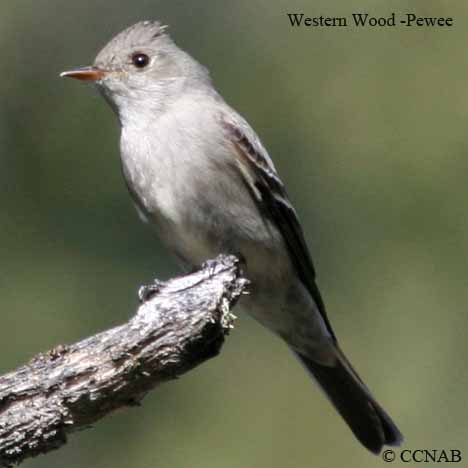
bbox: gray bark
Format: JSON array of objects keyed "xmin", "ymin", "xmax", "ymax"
[{"xmin": 0, "ymin": 255, "xmax": 247, "ymax": 467}]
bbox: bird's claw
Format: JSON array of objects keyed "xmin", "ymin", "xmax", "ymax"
[
  {"xmin": 201, "ymin": 258, "xmax": 219, "ymax": 278},
  {"xmin": 138, "ymin": 279, "xmax": 165, "ymax": 303}
]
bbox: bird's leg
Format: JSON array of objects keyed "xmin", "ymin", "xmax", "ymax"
[
  {"xmin": 138, "ymin": 279, "xmax": 166, "ymax": 303},
  {"xmin": 201, "ymin": 258, "xmax": 220, "ymax": 277}
]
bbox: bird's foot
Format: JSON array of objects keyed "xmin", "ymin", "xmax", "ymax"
[
  {"xmin": 201, "ymin": 258, "xmax": 219, "ymax": 278},
  {"xmin": 138, "ymin": 279, "xmax": 165, "ymax": 303}
]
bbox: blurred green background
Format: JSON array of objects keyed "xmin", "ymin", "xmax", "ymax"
[{"xmin": 1, "ymin": 0, "xmax": 467, "ymax": 466}]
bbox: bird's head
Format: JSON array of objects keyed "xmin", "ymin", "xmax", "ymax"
[{"xmin": 61, "ymin": 20, "xmax": 210, "ymax": 122}]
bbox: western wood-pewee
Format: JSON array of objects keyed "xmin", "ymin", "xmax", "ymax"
[{"xmin": 61, "ymin": 20, "xmax": 403, "ymax": 454}]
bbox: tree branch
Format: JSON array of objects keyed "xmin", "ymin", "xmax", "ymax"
[{"xmin": 0, "ymin": 255, "xmax": 247, "ymax": 467}]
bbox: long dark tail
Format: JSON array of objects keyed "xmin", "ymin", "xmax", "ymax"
[{"xmin": 296, "ymin": 345, "xmax": 403, "ymax": 454}]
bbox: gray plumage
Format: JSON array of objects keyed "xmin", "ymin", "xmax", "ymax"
[{"xmin": 61, "ymin": 20, "xmax": 403, "ymax": 454}]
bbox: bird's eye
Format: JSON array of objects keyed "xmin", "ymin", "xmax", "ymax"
[{"xmin": 131, "ymin": 53, "xmax": 150, "ymax": 69}]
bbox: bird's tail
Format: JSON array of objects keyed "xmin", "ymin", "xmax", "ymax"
[{"xmin": 295, "ymin": 344, "xmax": 403, "ymax": 454}]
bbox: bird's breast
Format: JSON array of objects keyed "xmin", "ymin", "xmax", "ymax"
[{"xmin": 119, "ymin": 108, "xmax": 289, "ymax": 278}]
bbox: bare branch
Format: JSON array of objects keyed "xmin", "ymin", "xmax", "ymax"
[{"xmin": 0, "ymin": 255, "xmax": 247, "ymax": 467}]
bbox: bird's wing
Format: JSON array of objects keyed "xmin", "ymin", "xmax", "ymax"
[{"xmin": 221, "ymin": 115, "xmax": 336, "ymax": 341}]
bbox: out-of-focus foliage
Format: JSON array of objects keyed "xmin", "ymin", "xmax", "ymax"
[{"xmin": 1, "ymin": 1, "xmax": 466, "ymax": 467}]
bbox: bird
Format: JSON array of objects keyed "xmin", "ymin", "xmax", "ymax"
[{"xmin": 61, "ymin": 20, "xmax": 403, "ymax": 454}]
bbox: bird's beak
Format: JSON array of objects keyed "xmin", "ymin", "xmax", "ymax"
[{"xmin": 60, "ymin": 66, "xmax": 107, "ymax": 82}]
